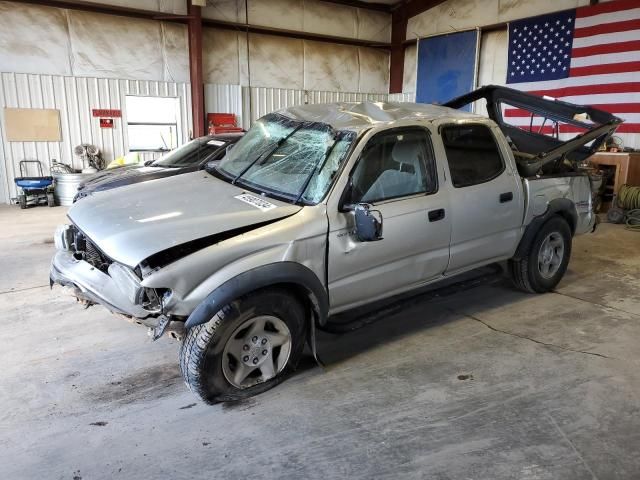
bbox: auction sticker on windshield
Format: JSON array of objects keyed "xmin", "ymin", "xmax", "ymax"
[{"xmin": 234, "ymin": 193, "xmax": 277, "ymax": 211}]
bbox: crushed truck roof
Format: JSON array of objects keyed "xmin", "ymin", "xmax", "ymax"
[
  {"xmin": 276, "ymin": 86, "xmax": 622, "ymax": 177},
  {"xmin": 278, "ymin": 101, "xmax": 483, "ymax": 131}
]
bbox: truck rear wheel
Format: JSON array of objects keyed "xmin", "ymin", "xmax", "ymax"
[
  {"xmin": 509, "ymin": 216, "xmax": 572, "ymax": 293},
  {"xmin": 179, "ymin": 288, "xmax": 307, "ymax": 403}
]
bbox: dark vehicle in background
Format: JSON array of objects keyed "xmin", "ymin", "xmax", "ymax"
[{"xmin": 73, "ymin": 133, "xmax": 243, "ymax": 202}]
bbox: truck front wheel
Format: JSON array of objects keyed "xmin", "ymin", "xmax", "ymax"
[
  {"xmin": 509, "ymin": 216, "xmax": 572, "ymax": 293},
  {"xmin": 179, "ymin": 288, "xmax": 307, "ymax": 403}
]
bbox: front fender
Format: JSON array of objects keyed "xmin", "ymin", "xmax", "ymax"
[{"xmin": 184, "ymin": 262, "xmax": 328, "ymax": 329}]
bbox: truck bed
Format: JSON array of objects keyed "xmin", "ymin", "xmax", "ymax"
[{"xmin": 443, "ymin": 86, "xmax": 623, "ymax": 178}]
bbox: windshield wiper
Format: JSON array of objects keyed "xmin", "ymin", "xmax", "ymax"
[
  {"xmin": 294, "ymin": 130, "xmax": 339, "ymax": 204},
  {"xmin": 231, "ymin": 124, "xmax": 305, "ymax": 185}
]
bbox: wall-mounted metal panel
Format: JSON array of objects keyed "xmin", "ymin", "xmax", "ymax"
[
  {"xmin": 240, "ymin": 86, "xmax": 388, "ymax": 127},
  {"xmin": 388, "ymin": 93, "xmax": 415, "ymax": 102},
  {"xmin": 0, "ymin": 72, "xmax": 191, "ymax": 203},
  {"xmin": 205, "ymin": 83, "xmax": 244, "ymax": 127}
]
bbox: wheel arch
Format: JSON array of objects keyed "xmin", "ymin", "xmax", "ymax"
[
  {"xmin": 514, "ymin": 198, "xmax": 576, "ymax": 261},
  {"xmin": 184, "ymin": 262, "xmax": 329, "ymax": 330}
]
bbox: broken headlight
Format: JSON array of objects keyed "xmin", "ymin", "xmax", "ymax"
[
  {"xmin": 54, "ymin": 224, "xmax": 73, "ymax": 251},
  {"xmin": 108, "ymin": 262, "xmax": 171, "ymax": 313}
]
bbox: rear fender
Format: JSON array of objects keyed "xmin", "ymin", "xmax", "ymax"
[{"xmin": 513, "ymin": 198, "xmax": 577, "ymax": 260}]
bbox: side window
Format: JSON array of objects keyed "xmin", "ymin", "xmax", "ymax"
[
  {"xmin": 350, "ymin": 129, "xmax": 436, "ymax": 204},
  {"xmin": 441, "ymin": 124, "xmax": 504, "ymax": 188}
]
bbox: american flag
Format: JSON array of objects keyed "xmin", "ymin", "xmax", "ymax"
[{"xmin": 506, "ymin": 0, "xmax": 640, "ymax": 148}]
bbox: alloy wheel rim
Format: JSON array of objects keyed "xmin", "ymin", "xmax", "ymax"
[
  {"xmin": 222, "ymin": 315, "xmax": 292, "ymax": 389},
  {"xmin": 537, "ymin": 232, "xmax": 565, "ymax": 279}
]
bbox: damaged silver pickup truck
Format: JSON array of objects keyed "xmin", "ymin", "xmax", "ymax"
[{"xmin": 50, "ymin": 86, "xmax": 621, "ymax": 403}]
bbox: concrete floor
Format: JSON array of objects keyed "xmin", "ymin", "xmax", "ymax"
[{"xmin": 1, "ymin": 204, "xmax": 639, "ymax": 480}]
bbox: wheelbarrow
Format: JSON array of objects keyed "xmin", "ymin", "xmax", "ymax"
[{"xmin": 14, "ymin": 160, "xmax": 55, "ymax": 209}]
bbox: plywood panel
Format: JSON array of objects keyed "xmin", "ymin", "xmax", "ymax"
[
  {"xmin": 0, "ymin": 73, "xmax": 191, "ymax": 203},
  {"xmin": 4, "ymin": 108, "xmax": 61, "ymax": 142}
]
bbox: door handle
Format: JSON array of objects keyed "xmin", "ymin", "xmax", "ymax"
[
  {"xmin": 499, "ymin": 192, "xmax": 513, "ymax": 203},
  {"xmin": 428, "ymin": 208, "xmax": 445, "ymax": 222}
]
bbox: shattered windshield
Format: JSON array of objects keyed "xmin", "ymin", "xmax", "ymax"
[{"xmin": 217, "ymin": 113, "xmax": 356, "ymax": 203}]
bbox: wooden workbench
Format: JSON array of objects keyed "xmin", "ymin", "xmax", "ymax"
[{"xmin": 590, "ymin": 152, "xmax": 640, "ymax": 195}]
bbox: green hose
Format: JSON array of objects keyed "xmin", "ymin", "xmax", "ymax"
[{"xmin": 617, "ymin": 185, "xmax": 640, "ymax": 232}]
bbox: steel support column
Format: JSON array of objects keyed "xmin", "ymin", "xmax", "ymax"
[
  {"xmin": 389, "ymin": 0, "xmax": 448, "ymax": 94},
  {"xmin": 389, "ymin": 8, "xmax": 408, "ymax": 94},
  {"xmin": 187, "ymin": 0, "xmax": 205, "ymax": 138}
]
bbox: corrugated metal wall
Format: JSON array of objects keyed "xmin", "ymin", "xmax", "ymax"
[
  {"xmin": 388, "ymin": 92, "xmax": 415, "ymax": 103},
  {"xmin": 248, "ymin": 87, "xmax": 388, "ymax": 125},
  {"xmin": 204, "ymin": 83, "xmax": 243, "ymax": 127},
  {"xmin": 0, "ymin": 72, "xmax": 192, "ymax": 203},
  {"xmin": 0, "ymin": 76, "xmax": 413, "ymax": 204},
  {"xmin": 204, "ymin": 84, "xmax": 394, "ymax": 131}
]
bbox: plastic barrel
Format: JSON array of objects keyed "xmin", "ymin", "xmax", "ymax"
[{"xmin": 53, "ymin": 173, "xmax": 93, "ymax": 206}]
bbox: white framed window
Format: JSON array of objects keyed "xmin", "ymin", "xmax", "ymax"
[{"xmin": 125, "ymin": 96, "xmax": 179, "ymax": 152}]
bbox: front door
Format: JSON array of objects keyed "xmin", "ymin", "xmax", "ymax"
[
  {"xmin": 327, "ymin": 127, "xmax": 451, "ymax": 313},
  {"xmin": 439, "ymin": 123, "xmax": 524, "ymax": 273}
]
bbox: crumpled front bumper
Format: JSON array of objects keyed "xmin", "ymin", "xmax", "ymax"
[{"xmin": 50, "ymin": 249, "xmax": 149, "ymax": 318}]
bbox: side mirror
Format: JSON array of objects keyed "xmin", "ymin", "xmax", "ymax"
[{"xmin": 354, "ymin": 203, "xmax": 383, "ymax": 242}]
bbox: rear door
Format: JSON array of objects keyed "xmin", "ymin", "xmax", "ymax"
[
  {"xmin": 327, "ymin": 126, "xmax": 451, "ymax": 313},
  {"xmin": 439, "ymin": 123, "xmax": 524, "ymax": 273}
]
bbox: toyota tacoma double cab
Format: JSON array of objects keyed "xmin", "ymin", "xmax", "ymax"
[{"xmin": 50, "ymin": 86, "xmax": 621, "ymax": 403}]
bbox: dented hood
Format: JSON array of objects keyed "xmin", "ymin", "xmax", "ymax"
[{"xmin": 68, "ymin": 171, "xmax": 301, "ymax": 267}]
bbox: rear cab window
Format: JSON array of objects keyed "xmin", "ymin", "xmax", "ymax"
[{"xmin": 441, "ymin": 124, "xmax": 504, "ymax": 188}]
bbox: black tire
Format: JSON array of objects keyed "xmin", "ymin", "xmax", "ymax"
[
  {"xmin": 509, "ymin": 215, "xmax": 572, "ymax": 293},
  {"xmin": 47, "ymin": 193, "xmax": 55, "ymax": 207},
  {"xmin": 179, "ymin": 288, "xmax": 307, "ymax": 403},
  {"xmin": 18, "ymin": 194, "xmax": 27, "ymax": 209}
]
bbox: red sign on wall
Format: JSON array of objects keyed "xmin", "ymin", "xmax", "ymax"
[
  {"xmin": 92, "ymin": 109, "xmax": 121, "ymax": 117},
  {"xmin": 100, "ymin": 118, "xmax": 114, "ymax": 128}
]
